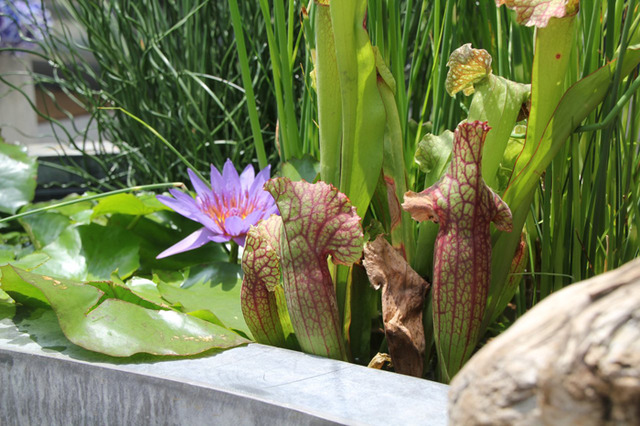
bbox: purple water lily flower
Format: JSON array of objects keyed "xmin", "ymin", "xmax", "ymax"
[
  {"xmin": 156, "ymin": 159, "xmax": 278, "ymax": 258},
  {"xmin": 0, "ymin": 1, "xmax": 49, "ymax": 50}
]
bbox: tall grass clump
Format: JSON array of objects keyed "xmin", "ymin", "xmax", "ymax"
[{"xmin": 0, "ymin": 0, "xmax": 283, "ymax": 187}]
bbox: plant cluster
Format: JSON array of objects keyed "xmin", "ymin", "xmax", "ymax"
[{"xmin": 0, "ymin": 0, "xmax": 639, "ymax": 383}]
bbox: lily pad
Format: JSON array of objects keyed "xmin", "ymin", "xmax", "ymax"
[
  {"xmin": 92, "ymin": 193, "xmax": 168, "ymax": 218},
  {"xmin": 157, "ymin": 262, "xmax": 251, "ymax": 337},
  {"xmin": 0, "ymin": 265, "xmax": 248, "ymax": 357},
  {"xmin": 78, "ymin": 223, "xmax": 140, "ymax": 280},
  {"xmin": 0, "ymin": 140, "xmax": 37, "ymax": 214}
]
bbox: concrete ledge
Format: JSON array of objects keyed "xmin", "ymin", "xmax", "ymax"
[{"xmin": 0, "ymin": 311, "xmax": 448, "ymax": 425}]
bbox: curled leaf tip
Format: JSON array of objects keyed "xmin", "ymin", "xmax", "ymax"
[
  {"xmin": 496, "ymin": 0, "xmax": 579, "ymax": 28},
  {"xmin": 446, "ymin": 44, "xmax": 492, "ymax": 97},
  {"xmin": 402, "ymin": 189, "xmax": 440, "ymax": 223}
]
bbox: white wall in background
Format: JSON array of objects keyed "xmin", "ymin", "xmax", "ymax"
[{"xmin": 0, "ymin": 55, "xmax": 38, "ymax": 146}]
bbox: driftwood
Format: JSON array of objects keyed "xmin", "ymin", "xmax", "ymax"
[{"xmin": 449, "ymin": 258, "xmax": 640, "ymax": 425}]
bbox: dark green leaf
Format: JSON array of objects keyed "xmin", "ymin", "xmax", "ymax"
[
  {"xmin": 78, "ymin": 223, "xmax": 140, "ymax": 280},
  {"xmin": 280, "ymin": 154, "xmax": 321, "ymax": 183},
  {"xmin": 19, "ymin": 213, "xmax": 71, "ymax": 249}
]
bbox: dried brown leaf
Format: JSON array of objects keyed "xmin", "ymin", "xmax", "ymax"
[{"xmin": 363, "ymin": 236, "xmax": 430, "ymax": 377}]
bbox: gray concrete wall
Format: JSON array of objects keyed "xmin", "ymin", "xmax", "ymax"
[{"xmin": 0, "ymin": 311, "xmax": 448, "ymax": 425}]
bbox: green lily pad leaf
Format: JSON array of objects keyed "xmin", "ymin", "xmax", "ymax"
[
  {"xmin": 157, "ymin": 262, "xmax": 251, "ymax": 338},
  {"xmin": 77, "ymin": 223, "xmax": 140, "ymax": 281},
  {"xmin": 0, "ymin": 264, "xmax": 49, "ymax": 307},
  {"xmin": 0, "ymin": 140, "xmax": 37, "ymax": 214},
  {"xmin": 1, "ymin": 266, "xmax": 248, "ymax": 357},
  {"xmin": 92, "ymin": 193, "xmax": 168, "ymax": 218},
  {"xmin": 446, "ymin": 44, "xmax": 492, "ymax": 96},
  {"xmin": 87, "ymin": 280, "xmax": 164, "ymax": 311},
  {"xmin": 6, "ymin": 252, "xmax": 50, "ymax": 270},
  {"xmin": 415, "ymin": 131, "xmax": 454, "ymax": 187},
  {"xmin": 107, "ymin": 213, "xmax": 226, "ymax": 272},
  {"xmin": 187, "ymin": 309, "xmax": 226, "ymax": 328},
  {"xmin": 21, "ymin": 220, "xmax": 138, "ymax": 282},
  {"xmin": 32, "ymin": 227, "xmax": 87, "ymax": 281},
  {"xmin": 0, "ymin": 287, "xmax": 13, "ymax": 306},
  {"xmin": 19, "ymin": 212, "xmax": 71, "ymax": 249},
  {"xmin": 496, "ymin": 0, "xmax": 579, "ymax": 28},
  {"xmin": 280, "ymin": 154, "xmax": 321, "ymax": 183},
  {"xmin": 0, "ymin": 250, "xmax": 13, "ymax": 265},
  {"xmin": 152, "ymin": 270, "xmax": 184, "ymax": 287},
  {"xmin": 124, "ymin": 277, "xmax": 172, "ymax": 308}
]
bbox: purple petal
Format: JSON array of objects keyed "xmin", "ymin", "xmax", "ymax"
[
  {"xmin": 157, "ymin": 194, "xmax": 200, "ymax": 221},
  {"xmin": 187, "ymin": 169, "xmax": 211, "ymax": 200},
  {"xmin": 239, "ymin": 164, "xmax": 255, "ymax": 192},
  {"xmin": 249, "ymin": 165, "xmax": 271, "ymax": 194},
  {"xmin": 243, "ymin": 210, "xmax": 264, "ymax": 226},
  {"xmin": 210, "ymin": 163, "xmax": 225, "ymax": 195},
  {"xmin": 162, "ymin": 190, "xmax": 223, "ymax": 233},
  {"xmin": 222, "ymin": 159, "xmax": 241, "ymax": 196},
  {"xmin": 224, "ymin": 215, "xmax": 250, "ymax": 237},
  {"xmin": 208, "ymin": 233, "xmax": 232, "ymax": 243},
  {"xmin": 156, "ymin": 228, "xmax": 214, "ymax": 259},
  {"xmin": 232, "ymin": 235, "xmax": 246, "ymax": 246}
]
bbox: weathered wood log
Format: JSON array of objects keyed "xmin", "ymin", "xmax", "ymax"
[{"xmin": 449, "ymin": 258, "xmax": 640, "ymax": 425}]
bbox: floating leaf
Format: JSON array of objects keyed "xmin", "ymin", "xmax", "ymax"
[
  {"xmin": 107, "ymin": 213, "xmax": 226, "ymax": 271},
  {"xmin": 124, "ymin": 277, "xmax": 172, "ymax": 308},
  {"xmin": 0, "ymin": 140, "xmax": 37, "ymax": 214},
  {"xmin": 157, "ymin": 262, "xmax": 251, "ymax": 337},
  {"xmin": 78, "ymin": 223, "xmax": 140, "ymax": 281},
  {"xmin": 445, "ymin": 44, "xmax": 492, "ymax": 96},
  {"xmin": 92, "ymin": 193, "xmax": 168, "ymax": 218},
  {"xmin": 0, "ymin": 266, "xmax": 248, "ymax": 356},
  {"xmin": 496, "ymin": 0, "xmax": 579, "ymax": 28},
  {"xmin": 31, "ymin": 227, "xmax": 87, "ymax": 281},
  {"xmin": 19, "ymin": 212, "xmax": 71, "ymax": 250},
  {"xmin": 265, "ymin": 178, "xmax": 364, "ymax": 360}
]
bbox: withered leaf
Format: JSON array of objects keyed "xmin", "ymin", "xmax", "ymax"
[{"xmin": 363, "ymin": 236, "xmax": 430, "ymax": 377}]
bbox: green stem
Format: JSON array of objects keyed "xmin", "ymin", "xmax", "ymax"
[
  {"xmin": 229, "ymin": 241, "xmax": 239, "ymax": 264},
  {"xmin": 0, "ymin": 183, "xmax": 184, "ymax": 224}
]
